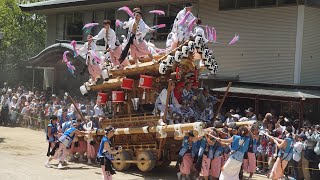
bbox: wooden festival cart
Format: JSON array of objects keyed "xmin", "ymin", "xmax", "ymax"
[{"xmin": 88, "ymin": 41, "xmax": 208, "ymax": 172}]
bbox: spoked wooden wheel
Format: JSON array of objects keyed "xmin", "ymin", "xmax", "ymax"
[
  {"xmin": 136, "ymin": 151, "xmax": 156, "ymax": 172},
  {"xmin": 112, "ymin": 151, "xmax": 131, "ymax": 171}
]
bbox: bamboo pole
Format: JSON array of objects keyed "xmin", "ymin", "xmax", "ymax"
[
  {"xmin": 66, "ymin": 92, "xmax": 86, "ymax": 122},
  {"xmin": 215, "ymin": 82, "xmax": 232, "ymax": 120}
]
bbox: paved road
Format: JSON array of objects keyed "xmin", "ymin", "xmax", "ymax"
[{"xmin": 0, "ymin": 126, "xmax": 268, "ymax": 180}]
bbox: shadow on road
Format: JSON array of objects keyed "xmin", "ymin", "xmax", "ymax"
[
  {"xmin": 118, "ymin": 165, "xmax": 178, "ymax": 180},
  {"xmin": 0, "ymin": 138, "xmax": 5, "ymax": 143}
]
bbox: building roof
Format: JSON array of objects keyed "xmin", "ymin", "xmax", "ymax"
[
  {"xmin": 29, "ymin": 42, "xmax": 106, "ymax": 67},
  {"xmin": 210, "ymin": 85, "xmax": 320, "ymax": 101},
  {"xmin": 19, "ymin": 0, "xmax": 125, "ymax": 12}
]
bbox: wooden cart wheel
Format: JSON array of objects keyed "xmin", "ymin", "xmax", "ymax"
[
  {"xmin": 112, "ymin": 151, "xmax": 131, "ymax": 171},
  {"xmin": 136, "ymin": 151, "xmax": 156, "ymax": 172}
]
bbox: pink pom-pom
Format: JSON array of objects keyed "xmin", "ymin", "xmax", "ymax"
[
  {"xmin": 116, "ymin": 19, "xmax": 123, "ymax": 27},
  {"xmin": 82, "ymin": 23, "xmax": 99, "ymax": 30},
  {"xmin": 179, "ymin": 11, "xmax": 191, "ymax": 25},
  {"xmin": 63, "ymin": 51, "xmax": 69, "ymax": 63},
  {"xmin": 149, "ymin": 10, "xmax": 165, "ymax": 16},
  {"xmin": 187, "ymin": 18, "xmax": 197, "ymax": 32},
  {"xmin": 228, "ymin": 34, "xmax": 240, "ymax": 45},
  {"xmin": 118, "ymin": 6, "xmax": 134, "ymax": 18},
  {"xmin": 212, "ymin": 28, "xmax": 217, "ymax": 42}
]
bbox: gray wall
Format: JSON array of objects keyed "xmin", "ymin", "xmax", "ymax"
[
  {"xmin": 301, "ymin": 6, "xmax": 320, "ymax": 86},
  {"xmin": 198, "ymin": 0, "xmax": 298, "ymax": 85},
  {"xmin": 46, "ymin": 14, "xmax": 56, "ymax": 46}
]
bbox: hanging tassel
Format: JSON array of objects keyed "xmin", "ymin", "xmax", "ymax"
[
  {"xmin": 117, "ymin": 104, "xmax": 120, "ymax": 113},
  {"xmin": 142, "ymin": 89, "xmax": 146, "ymax": 100}
]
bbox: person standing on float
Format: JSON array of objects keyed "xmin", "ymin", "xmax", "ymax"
[
  {"xmin": 93, "ymin": 20, "xmax": 129, "ymax": 69},
  {"xmin": 121, "ymin": 11, "xmax": 155, "ymax": 67},
  {"xmin": 170, "ymin": 3, "xmax": 194, "ymax": 50}
]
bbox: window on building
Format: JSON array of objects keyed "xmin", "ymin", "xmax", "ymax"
[
  {"xmin": 305, "ymin": 0, "xmax": 320, "ymax": 6},
  {"xmin": 106, "ymin": 8, "xmax": 116, "ymax": 30},
  {"xmin": 237, "ymin": 0, "xmax": 256, "ymax": 8},
  {"xmin": 219, "ymin": 0, "xmax": 237, "ymax": 10},
  {"xmin": 219, "ymin": 0, "xmax": 299, "ymax": 10},
  {"xmin": 257, "ymin": 0, "xmax": 277, "ymax": 7},
  {"xmin": 278, "ymin": 0, "xmax": 297, "ymax": 5},
  {"xmin": 64, "ymin": 13, "xmax": 83, "ymax": 41}
]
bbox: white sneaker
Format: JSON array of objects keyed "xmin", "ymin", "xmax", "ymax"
[
  {"xmin": 44, "ymin": 161, "xmax": 51, "ymax": 168},
  {"xmin": 57, "ymin": 163, "xmax": 63, "ymax": 169},
  {"xmin": 177, "ymin": 172, "xmax": 181, "ymax": 180},
  {"xmin": 87, "ymin": 159, "xmax": 92, "ymax": 165}
]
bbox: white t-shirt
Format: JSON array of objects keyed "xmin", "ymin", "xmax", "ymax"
[
  {"xmin": 94, "ymin": 105, "xmax": 104, "ymax": 116},
  {"xmin": 293, "ymin": 141, "xmax": 303, "ymax": 162}
]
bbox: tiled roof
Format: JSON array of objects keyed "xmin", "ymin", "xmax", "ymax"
[
  {"xmin": 19, "ymin": 0, "xmax": 124, "ymax": 11},
  {"xmin": 211, "ymin": 85, "xmax": 320, "ymax": 99}
]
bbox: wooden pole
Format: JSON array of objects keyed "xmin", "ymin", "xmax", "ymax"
[
  {"xmin": 215, "ymin": 82, "xmax": 232, "ymax": 120},
  {"xmin": 66, "ymin": 93, "xmax": 86, "ymax": 122}
]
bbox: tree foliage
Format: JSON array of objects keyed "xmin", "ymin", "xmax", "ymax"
[{"xmin": 0, "ymin": 0, "xmax": 46, "ymax": 88}]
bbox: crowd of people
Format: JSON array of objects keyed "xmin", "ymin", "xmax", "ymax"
[
  {"xmin": 174, "ymin": 113, "xmax": 320, "ymax": 180},
  {"xmin": 2, "ymin": 82, "xmax": 320, "ymax": 180},
  {"xmin": 0, "ymin": 82, "xmax": 105, "ymax": 129}
]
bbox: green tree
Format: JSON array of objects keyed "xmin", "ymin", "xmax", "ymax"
[{"xmin": 0, "ymin": 0, "xmax": 46, "ymax": 89}]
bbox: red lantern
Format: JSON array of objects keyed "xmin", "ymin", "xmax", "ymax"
[
  {"xmin": 139, "ymin": 75, "xmax": 153, "ymax": 89},
  {"xmin": 121, "ymin": 78, "xmax": 134, "ymax": 90},
  {"xmin": 139, "ymin": 75, "xmax": 153, "ymax": 100},
  {"xmin": 97, "ymin": 92, "xmax": 108, "ymax": 105},
  {"xmin": 112, "ymin": 91, "xmax": 125, "ymax": 103}
]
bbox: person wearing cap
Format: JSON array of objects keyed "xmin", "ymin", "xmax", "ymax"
[
  {"xmin": 121, "ymin": 11, "xmax": 155, "ymax": 67},
  {"xmin": 245, "ymin": 107, "xmax": 257, "ymax": 121},
  {"xmin": 225, "ymin": 109, "xmax": 240, "ymax": 124},
  {"xmin": 45, "ymin": 121, "xmax": 90, "ymax": 169},
  {"xmin": 97, "ymin": 126, "xmax": 122, "ymax": 180},
  {"xmin": 171, "ymin": 3, "xmax": 195, "ymax": 50},
  {"xmin": 292, "ymin": 133, "xmax": 306, "ymax": 180}
]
